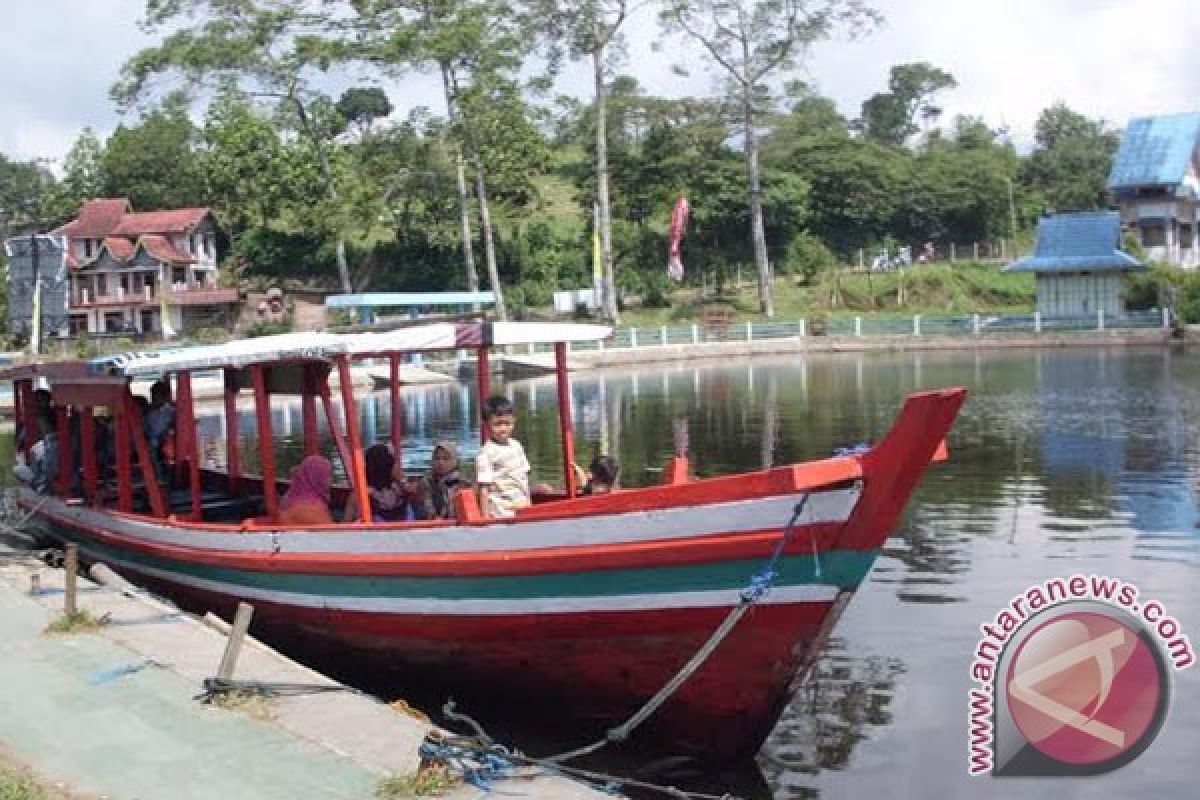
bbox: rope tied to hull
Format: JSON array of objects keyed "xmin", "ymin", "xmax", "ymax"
[
  {"xmin": 544, "ymin": 494, "xmax": 812, "ymax": 764},
  {"xmin": 419, "ymin": 722, "xmax": 742, "ymax": 800}
]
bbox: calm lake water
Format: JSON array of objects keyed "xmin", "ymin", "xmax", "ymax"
[{"xmin": 37, "ymin": 346, "xmax": 1200, "ymax": 798}]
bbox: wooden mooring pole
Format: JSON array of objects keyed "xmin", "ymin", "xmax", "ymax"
[
  {"xmin": 216, "ymin": 602, "xmax": 255, "ymax": 682},
  {"xmin": 64, "ymin": 543, "xmax": 78, "ymax": 616}
]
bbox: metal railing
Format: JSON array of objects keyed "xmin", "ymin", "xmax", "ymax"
[{"xmin": 563, "ymin": 309, "xmax": 1171, "ymax": 353}]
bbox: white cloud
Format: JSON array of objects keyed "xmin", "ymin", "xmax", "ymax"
[{"xmin": 3, "ymin": 0, "xmax": 1200, "ymax": 163}]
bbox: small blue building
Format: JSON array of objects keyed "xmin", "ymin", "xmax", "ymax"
[
  {"xmin": 1108, "ymin": 112, "xmax": 1200, "ymax": 268},
  {"xmin": 1006, "ymin": 212, "xmax": 1144, "ymax": 318}
]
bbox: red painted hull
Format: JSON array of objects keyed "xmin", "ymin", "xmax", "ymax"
[{"xmin": 123, "ymin": 566, "xmax": 839, "ymax": 760}]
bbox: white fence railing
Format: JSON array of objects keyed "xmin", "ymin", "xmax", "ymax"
[{"xmin": 527, "ymin": 309, "xmax": 1170, "ymax": 354}]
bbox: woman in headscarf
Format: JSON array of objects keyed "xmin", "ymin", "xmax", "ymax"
[
  {"xmin": 345, "ymin": 444, "xmax": 430, "ymax": 522},
  {"xmin": 429, "ymin": 440, "xmax": 465, "ymax": 519},
  {"xmin": 279, "ymin": 455, "xmax": 334, "ymax": 525}
]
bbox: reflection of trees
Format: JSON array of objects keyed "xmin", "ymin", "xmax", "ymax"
[{"xmin": 759, "ymin": 644, "xmax": 904, "ymax": 788}]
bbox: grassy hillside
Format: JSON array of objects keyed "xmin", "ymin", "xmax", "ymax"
[{"xmin": 617, "ymin": 262, "xmax": 1035, "ymax": 326}]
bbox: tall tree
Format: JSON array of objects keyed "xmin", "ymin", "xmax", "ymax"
[
  {"xmin": 1023, "ymin": 103, "xmax": 1119, "ymax": 213},
  {"xmin": 858, "ymin": 62, "xmax": 956, "ymax": 147},
  {"xmin": 532, "ymin": 0, "xmax": 635, "ymax": 323},
  {"xmin": 661, "ymin": 0, "xmax": 879, "ymax": 316},
  {"xmin": 101, "ymin": 98, "xmax": 206, "ymax": 211},
  {"xmin": 348, "ymin": 0, "xmax": 539, "ymax": 319},
  {"xmin": 46, "ymin": 128, "xmax": 105, "ymax": 221},
  {"xmin": 113, "ymin": 0, "xmax": 357, "ymax": 292}
]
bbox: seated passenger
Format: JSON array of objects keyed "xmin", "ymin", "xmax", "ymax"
[
  {"xmin": 279, "ymin": 455, "xmax": 334, "ymax": 525},
  {"xmin": 345, "ymin": 444, "xmax": 430, "ymax": 522},
  {"xmin": 429, "ymin": 440, "xmax": 465, "ymax": 519},
  {"xmin": 144, "ymin": 380, "xmax": 176, "ymax": 481},
  {"xmin": 14, "ymin": 409, "xmax": 59, "ymax": 494},
  {"xmin": 582, "ymin": 454, "xmax": 620, "ymax": 495}
]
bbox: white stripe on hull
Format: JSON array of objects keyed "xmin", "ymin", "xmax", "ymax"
[
  {"xmin": 26, "ymin": 486, "xmax": 859, "ymax": 557},
  {"xmin": 76, "ymin": 546, "xmax": 843, "ymax": 615}
]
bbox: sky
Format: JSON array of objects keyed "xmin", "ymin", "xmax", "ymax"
[{"xmin": 3, "ymin": 0, "xmax": 1200, "ymax": 166}]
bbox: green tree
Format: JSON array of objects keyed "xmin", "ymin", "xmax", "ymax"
[
  {"xmin": 114, "ymin": 0, "xmax": 357, "ymax": 291},
  {"xmin": 859, "ymin": 62, "xmax": 956, "ymax": 147},
  {"xmin": 530, "ymin": 0, "xmax": 638, "ymax": 323},
  {"xmin": 101, "ymin": 98, "xmax": 205, "ymax": 210},
  {"xmin": 660, "ymin": 0, "xmax": 880, "ymax": 316},
  {"xmin": 45, "ymin": 128, "xmax": 105, "ymax": 221},
  {"xmin": 336, "ymin": 87, "xmax": 394, "ymax": 139},
  {"xmin": 1023, "ymin": 103, "xmax": 1119, "ymax": 213},
  {"xmin": 199, "ymin": 89, "xmax": 300, "ymax": 234}
]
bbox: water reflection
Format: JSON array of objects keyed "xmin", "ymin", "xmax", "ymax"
[{"xmin": 185, "ymin": 347, "xmax": 1200, "ymax": 798}]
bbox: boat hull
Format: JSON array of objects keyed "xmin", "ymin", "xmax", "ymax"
[
  {"xmin": 18, "ymin": 387, "xmax": 966, "ymax": 761},
  {"xmin": 49, "ymin": 540, "xmax": 851, "ymax": 760}
]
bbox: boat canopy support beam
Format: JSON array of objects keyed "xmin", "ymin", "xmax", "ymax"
[
  {"xmin": 336, "ymin": 355, "xmax": 372, "ymax": 524},
  {"xmin": 251, "ymin": 366, "xmax": 279, "ymax": 520}
]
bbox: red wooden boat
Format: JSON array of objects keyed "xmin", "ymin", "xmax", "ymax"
[{"xmin": 4, "ymin": 322, "xmax": 965, "ymax": 761}]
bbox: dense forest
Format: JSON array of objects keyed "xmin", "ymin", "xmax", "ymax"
[{"xmin": 0, "ymin": 1, "xmax": 1123, "ymax": 323}]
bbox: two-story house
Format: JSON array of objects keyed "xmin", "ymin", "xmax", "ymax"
[
  {"xmin": 50, "ymin": 198, "xmax": 239, "ymax": 335},
  {"xmin": 1107, "ymin": 112, "xmax": 1200, "ymax": 268}
]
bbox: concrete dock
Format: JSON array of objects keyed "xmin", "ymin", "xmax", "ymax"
[{"xmin": 0, "ymin": 550, "xmax": 613, "ymax": 800}]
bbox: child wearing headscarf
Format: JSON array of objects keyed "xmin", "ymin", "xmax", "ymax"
[
  {"xmin": 279, "ymin": 455, "xmax": 334, "ymax": 525},
  {"xmin": 429, "ymin": 440, "xmax": 465, "ymax": 519},
  {"xmin": 345, "ymin": 444, "xmax": 430, "ymax": 522}
]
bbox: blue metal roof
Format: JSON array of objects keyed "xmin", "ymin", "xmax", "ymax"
[
  {"xmin": 1006, "ymin": 212, "xmax": 1144, "ymax": 273},
  {"xmin": 1107, "ymin": 112, "xmax": 1200, "ymax": 190}
]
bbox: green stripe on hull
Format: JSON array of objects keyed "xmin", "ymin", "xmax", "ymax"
[{"xmin": 45, "ymin": 523, "xmax": 880, "ymax": 600}]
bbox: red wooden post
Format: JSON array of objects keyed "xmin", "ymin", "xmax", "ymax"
[
  {"xmin": 19, "ymin": 381, "xmax": 37, "ymax": 454},
  {"xmin": 13, "ymin": 380, "xmax": 24, "ymax": 453},
  {"xmin": 337, "ymin": 356, "xmax": 371, "ymax": 523},
  {"xmin": 389, "ymin": 354, "xmax": 402, "ymax": 457},
  {"xmin": 223, "ymin": 369, "xmax": 241, "ymax": 495},
  {"xmin": 251, "ymin": 366, "xmax": 279, "ymax": 520},
  {"xmin": 115, "ymin": 399, "xmax": 133, "ymax": 513},
  {"xmin": 555, "ymin": 342, "xmax": 578, "ymax": 497},
  {"xmin": 476, "ymin": 348, "xmax": 490, "ymax": 445},
  {"xmin": 125, "ymin": 392, "xmax": 166, "ymax": 518},
  {"xmin": 55, "ymin": 405, "xmax": 71, "ymax": 495},
  {"xmin": 80, "ymin": 409, "xmax": 98, "ymax": 505},
  {"xmin": 302, "ymin": 365, "xmax": 319, "ymax": 457},
  {"xmin": 177, "ymin": 372, "xmax": 202, "ymax": 521},
  {"xmin": 318, "ymin": 382, "xmax": 353, "ymax": 479}
]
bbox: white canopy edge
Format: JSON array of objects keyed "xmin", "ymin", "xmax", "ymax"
[{"xmin": 97, "ymin": 322, "xmax": 612, "ymax": 377}]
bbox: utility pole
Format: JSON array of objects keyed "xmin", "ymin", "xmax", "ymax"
[{"xmin": 30, "ymin": 228, "xmax": 41, "ymax": 356}]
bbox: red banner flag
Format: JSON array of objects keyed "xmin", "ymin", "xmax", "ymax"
[{"xmin": 667, "ymin": 195, "xmax": 689, "ymax": 281}]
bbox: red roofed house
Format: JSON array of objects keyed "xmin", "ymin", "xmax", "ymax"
[{"xmin": 51, "ymin": 198, "xmax": 239, "ymax": 335}]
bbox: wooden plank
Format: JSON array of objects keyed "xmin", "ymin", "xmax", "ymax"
[
  {"xmin": 223, "ymin": 369, "xmax": 240, "ymax": 495},
  {"xmin": 555, "ymin": 342, "xmax": 577, "ymax": 497},
  {"xmin": 251, "ymin": 366, "xmax": 279, "ymax": 520},
  {"xmin": 125, "ymin": 392, "xmax": 167, "ymax": 518},
  {"xmin": 319, "ymin": 381, "xmax": 353, "ymax": 480},
  {"xmin": 476, "ymin": 348, "xmax": 489, "ymax": 444},
  {"xmin": 302, "ymin": 364, "xmax": 319, "ymax": 457},
  {"xmin": 116, "ymin": 399, "xmax": 133, "ymax": 513},
  {"xmin": 80, "ymin": 409, "xmax": 98, "ymax": 506},
  {"xmin": 64, "ymin": 543, "xmax": 78, "ymax": 616},
  {"xmin": 215, "ymin": 602, "xmax": 255, "ymax": 682},
  {"xmin": 55, "ymin": 405, "xmax": 71, "ymax": 495},
  {"xmin": 389, "ymin": 354, "xmax": 402, "ymax": 457},
  {"xmin": 177, "ymin": 372, "xmax": 203, "ymax": 521},
  {"xmin": 337, "ymin": 356, "xmax": 371, "ymax": 524}
]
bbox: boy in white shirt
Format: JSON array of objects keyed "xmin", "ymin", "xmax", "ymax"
[{"xmin": 475, "ymin": 396, "xmax": 531, "ymax": 518}]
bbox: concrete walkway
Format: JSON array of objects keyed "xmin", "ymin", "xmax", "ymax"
[{"xmin": 0, "ymin": 554, "xmax": 611, "ymax": 800}]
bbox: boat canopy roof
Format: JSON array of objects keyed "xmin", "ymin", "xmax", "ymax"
[{"xmin": 0, "ymin": 321, "xmax": 611, "ymax": 381}]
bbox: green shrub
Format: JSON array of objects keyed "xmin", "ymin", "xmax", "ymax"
[{"xmin": 786, "ymin": 232, "xmax": 838, "ymax": 284}]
